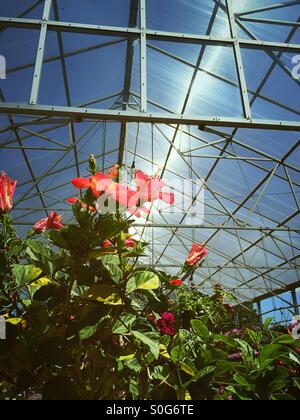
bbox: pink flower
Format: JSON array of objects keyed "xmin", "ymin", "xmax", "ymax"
[
  {"xmin": 135, "ymin": 170, "xmax": 175, "ymax": 205},
  {"xmin": 291, "ymin": 320, "xmax": 299, "ymax": 329},
  {"xmin": 186, "ymin": 243, "xmax": 207, "ymax": 266},
  {"xmin": 0, "ymin": 172, "xmax": 17, "ymax": 213},
  {"xmin": 71, "ymin": 169, "xmax": 175, "ymax": 218},
  {"xmin": 125, "ymin": 238, "xmax": 137, "ymax": 249},
  {"xmin": 34, "ymin": 211, "xmax": 64, "ymax": 234}
]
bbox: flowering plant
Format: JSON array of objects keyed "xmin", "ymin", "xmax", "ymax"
[{"xmin": 0, "ymin": 158, "xmax": 299, "ymax": 401}]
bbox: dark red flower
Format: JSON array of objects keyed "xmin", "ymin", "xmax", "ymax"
[
  {"xmin": 186, "ymin": 243, "xmax": 207, "ymax": 266},
  {"xmin": 296, "ymin": 348, "xmax": 300, "ymax": 354},
  {"xmin": 161, "ymin": 312, "xmax": 175, "ymax": 325},
  {"xmin": 34, "ymin": 211, "xmax": 64, "ymax": 234},
  {"xmin": 147, "ymin": 314, "xmax": 156, "ymax": 324},
  {"xmin": 157, "ymin": 312, "xmax": 176, "ymax": 336},
  {"xmin": 164, "ymin": 327, "xmax": 177, "ymax": 337},
  {"xmin": 275, "ymin": 360, "xmax": 286, "ymax": 367},
  {"xmin": 0, "ymin": 171, "xmax": 17, "ymax": 213},
  {"xmin": 224, "ymin": 304, "xmax": 234, "ymax": 315}
]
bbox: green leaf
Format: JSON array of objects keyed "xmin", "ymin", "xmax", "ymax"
[
  {"xmin": 289, "ymin": 352, "xmax": 300, "ymax": 365},
  {"xmin": 269, "ymin": 379, "xmax": 289, "ymax": 394},
  {"xmin": 112, "ymin": 315, "xmax": 137, "ymax": 334},
  {"xmin": 264, "ymin": 317, "xmax": 273, "ymax": 329},
  {"xmin": 6, "ymin": 317, "xmax": 22, "ymax": 325},
  {"xmin": 293, "ymin": 378, "xmax": 300, "ymax": 391},
  {"xmin": 276, "ymin": 334, "xmax": 298, "ymax": 345},
  {"xmin": 226, "ymin": 385, "xmax": 252, "ymax": 401},
  {"xmin": 233, "ymin": 374, "xmax": 252, "ymax": 391},
  {"xmin": 124, "ymin": 358, "xmax": 141, "ymax": 373},
  {"xmin": 132, "ymin": 330, "xmax": 160, "ymax": 359},
  {"xmin": 12, "ymin": 264, "xmax": 42, "ymax": 286},
  {"xmin": 171, "ymin": 346, "xmax": 185, "ymax": 363},
  {"xmin": 180, "ymin": 362, "xmax": 195, "ymax": 377},
  {"xmin": 26, "ymin": 240, "xmax": 55, "ymax": 275},
  {"xmin": 216, "ymin": 360, "xmax": 238, "ymax": 375},
  {"xmin": 79, "ymin": 324, "xmax": 98, "ymax": 341},
  {"xmin": 47, "ymin": 230, "xmax": 69, "ymax": 250},
  {"xmin": 126, "ymin": 271, "xmax": 160, "ymax": 294},
  {"xmin": 104, "ymin": 263, "xmax": 123, "ymax": 284},
  {"xmin": 260, "ymin": 344, "xmax": 282, "ymax": 361},
  {"xmin": 246, "ymin": 328, "xmax": 259, "ymax": 344},
  {"xmin": 271, "ymin": 393, "xmax": 296, "ymax": 401},
  {"xmin": 196, "ymin": 366, "xmax": 216, "ymax": 379},
  {"xmin": 191, "ymin": 319, "xmax": 209, "ymax": 340},
  {"xmin": 235, "ymin": 338, "xmax": 254, "ymax": 356},
  {"xmin": 84, "ymin": 284, "xmax": 123, "ymax": 306},
  {"xmin": 130, "ymin": 379, "xmax": 139, "ymax": 400}
]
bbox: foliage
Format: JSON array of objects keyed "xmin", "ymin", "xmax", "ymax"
[{"xmin": 0, "ymin": 164, "xmax": 299, "ymax": 400}]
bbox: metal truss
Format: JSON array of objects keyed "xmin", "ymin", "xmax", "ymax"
[{"xmin": 0, "ymin": 0, "xmax": 299, "ymax": 306}]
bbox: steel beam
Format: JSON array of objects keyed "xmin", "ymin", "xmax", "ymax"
[
  {"xmin": 226, "ymin": 0, "xmax": 251, "ymax": 119},
  {"xmin": 236, "ymin": 1, "xmax": 300, "ymax": 18},
  {"xmin": 29, "ymin": 0, "xmax": 52, "ymax": 104},
  {"xmin": 132, "ymin": 224, "xmax": 300, "ymax": 232},
  {"xmin": 1, "ymin": 17, "xmax": 300, "ymax": 52},
  {"xmin": 0, "ymin": 103, "xmax": 299, "ymax": 130}
]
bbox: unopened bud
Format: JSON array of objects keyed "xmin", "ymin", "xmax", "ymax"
[{"xmin": 88, "ymin": 154, "xmax": 98, "ymax": 175}]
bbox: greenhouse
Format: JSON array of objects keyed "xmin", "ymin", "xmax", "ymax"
[{"xmin": 0, "ymin": 0, "xmax": 299, "ymax": 402}]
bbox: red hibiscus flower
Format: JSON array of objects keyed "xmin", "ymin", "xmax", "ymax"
[
  {"xmin": 34, "ymin": 211, "xmax": 64, "ymax": 234},
  {"xmin": 71, "ymin": 168, "xmax": 175, "ymax": 218},
  {"xmin": 102, "ymin": 240, "xmax": 113, "ymax": 248},
  {"xmin": 186, "ymin": 243, "xmax": 207, "ymax": 266},
  {"xmin": 67, "ymin": 197, "xmax": 96, "ymax": 212},
  {"xmin": 72, "ymin": 172, "xmax": 112, "ymax": 199},
  {"xmin": 170, "ymin": 279, "xmax": 183, "ymax": 286},
  {"xmin": 0, "ymin": 172, "xmax": 17, "ymax": 213},
  {"xmin": 107, "ymin": 165, "xmax": 119, "ymax": 180}
]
